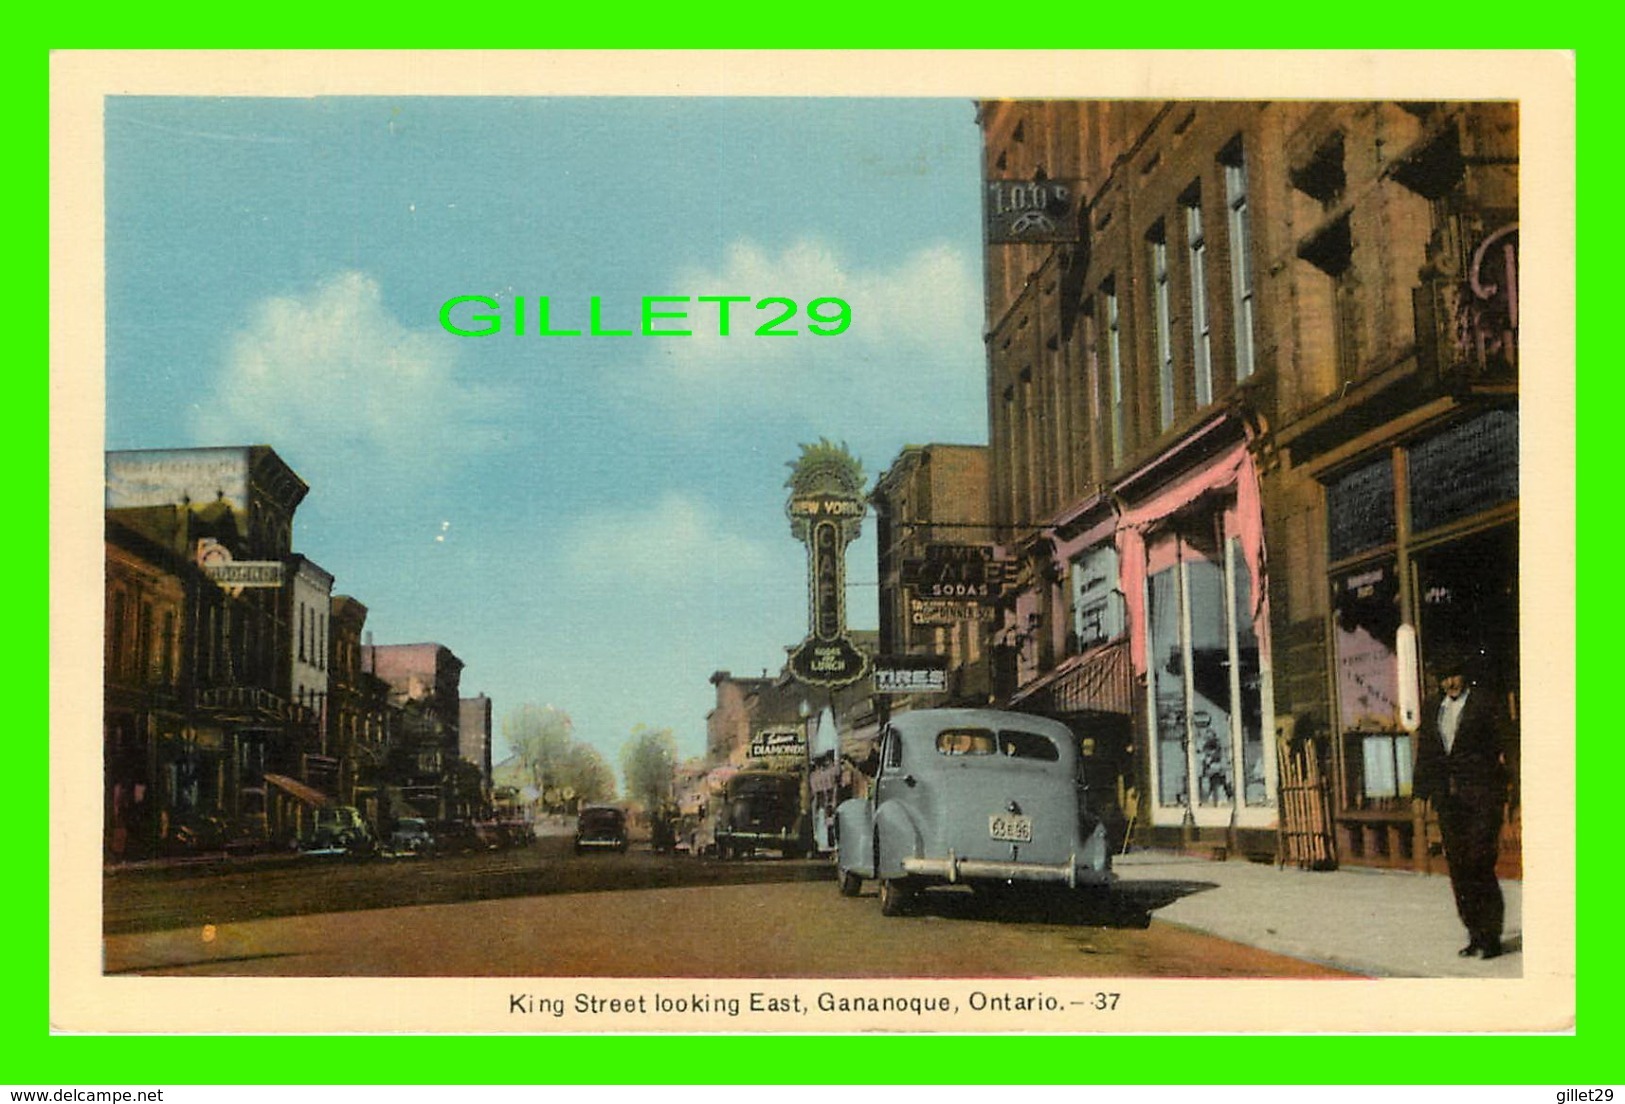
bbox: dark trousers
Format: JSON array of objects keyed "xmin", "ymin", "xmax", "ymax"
[{"xmin": 1436, "ymin": 795, "xmax": 1505, "ymax": 947}]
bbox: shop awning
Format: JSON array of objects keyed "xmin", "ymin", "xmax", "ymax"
[
  {"xmin": 263, "ymin": 773, "xmax": 333, "ymax": 808},
  {"xmin": 1008, "ymin": 639, "xmax": 1135, "ymax": 717}
]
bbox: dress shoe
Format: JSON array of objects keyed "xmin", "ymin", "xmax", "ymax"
[
  {"xmin": 1478, "ymin": 940, "xmax": 1504, "ymax": 960},
  {"xmin": 1458, "ymin": 944, "xmax": 1482, "ymax": 958}
]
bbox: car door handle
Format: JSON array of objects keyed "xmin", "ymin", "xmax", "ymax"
[{"xmin": 902, "ymin": 774, "xmax": 917, "ymax": 787}]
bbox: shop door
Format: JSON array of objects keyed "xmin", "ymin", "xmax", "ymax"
[
  {"xmin": 1414, "ymin": 522, "xmax": 1521, "ymax": 876},
  {"xmin": 1414, "ymin": 524, "xmax": 1519, "ymax": 712}
]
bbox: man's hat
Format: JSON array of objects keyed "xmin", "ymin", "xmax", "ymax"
[{"xmin": 1431, "ymin": 644, "xmax": 1474, "ymax": 677}]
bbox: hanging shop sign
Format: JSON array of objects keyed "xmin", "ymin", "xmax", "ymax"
[
  {"xmin": 196, "ymin": 537, "xmax": 285, "ymax": 596},
  {"xmin": 985, "ymin": 179, "xmax": 1082, "ymax": 244},
  {"xmin": 873, "ymin": 655, "xmax": 949, "ymax": 695},
  {"xmin": 749, "ymin": 727, "xmax": 808, "ymax": 760},
  {"xmin": 786, "ymin": 440, "xmax": 870, "ymax": 688},
  {"xmin": 901, "ymin": 543, "xmax": 1018, "ymax": 604},
  {"xmin": 909, "ymin": 597, "xmax": 999, "ymax": 626}
]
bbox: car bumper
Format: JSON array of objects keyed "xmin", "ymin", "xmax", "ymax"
[
  {"xmin": 901, "ymin": 852, "xmax": 1113, "ymax": 888},
  {"xmin": 575, "ymin": 838, "xmax": 626, "ymax": 849},
  {"xmin": 719, "ymin": 830, "xmax": 796, "ymax": 844}
]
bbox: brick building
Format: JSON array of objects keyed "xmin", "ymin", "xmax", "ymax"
[
  {"xmin": 105, "ymin": 446, "xmax": 319, "ymax": 849},
  {"xmin": 362, "ymin": 642, "xmax": 466, "ymax": 820},
  {"xmin": 870, "ymin": 444, "xmax": 996, "ymax": 709},
  {"xmin": 975, "ymin": 100, "xmax": 1519, "ymax": 870}
]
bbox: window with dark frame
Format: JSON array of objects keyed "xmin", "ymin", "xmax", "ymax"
[
  {"xmin": 1103, "ymin": 278, "xmax": 1125, "ymax": 466},
  {"xmin": 1148, "ymin": 221, "xmax": 1174, "ymax": 430},
  {"xmin": 1221, "ymin": 139, "xmax": 1256, "ymax": 381},
  {"xmin": 1184, "ymin": 184, "xmax": 1214, "ymax": 407}
]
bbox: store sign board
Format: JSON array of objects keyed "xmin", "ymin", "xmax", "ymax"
[
  {"xmin": 900, "ymin": 544, "xmax": 1016, "ymax": 604},
  {"xmin": 749, "ymin": 727, "xmax": 807, "ymax": 759},
  {"xmin": 204, "ymin": 561, "xmax": 286, "ymax": 588},
  {"xmin": 985, "ymin": 179, "xmax": 1082, "ymax": 243},
  {"xmin": 874, "ymin": 656, "xmax": 949, "ymax": 694},
  {"xmin": 910, "ymin": 597, "xmax": 998, "ymax": 625},
  {"xmin": 786, "ymin": 441, "xmax": 869, "ymax": 689}
]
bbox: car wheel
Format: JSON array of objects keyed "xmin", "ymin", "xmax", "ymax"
[
  {"xmin": 878, "ymin": 877, "xmax": 914, "ymax": 917},
  {"xmin": 838, "ymin": 869, "xmax": 863, "ymax": 897}
]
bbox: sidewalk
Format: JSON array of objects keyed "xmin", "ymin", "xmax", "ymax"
[{"xmin": 1112, "ymin": 850, "xmax": 1523, "ymax": 978}]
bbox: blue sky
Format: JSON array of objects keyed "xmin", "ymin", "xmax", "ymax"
[{"xmin": 105, "ymin": 96, "xmax": 989, "ymax": 770}]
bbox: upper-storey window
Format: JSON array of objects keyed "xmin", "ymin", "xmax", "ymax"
[
  {"xmin": 1147, "ymin": 221, "xmax": 1174, "ymax": 430},
  {"xmin": 1185, "ymin": 188, "xmax": 1214, "ymax": 406},
  {"xmin": 1222, "ymin": 140, "xmax": 1256, "ymax": 381},
  {"xmin": 1103, "ymin": 278, "xmax": 1125, "ymax": 466}
]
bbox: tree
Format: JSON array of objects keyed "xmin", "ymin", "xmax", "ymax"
[
  {"xmin": 619, "ymin": 725, "xmax": 678, "ymax": 812},
  {"xmin": 560, "ymin": 742, "xmax": 618, "ymax": 809},
  {"xmin": 502, "ymin": 704, "xmax": 573, "ymax": 810}
]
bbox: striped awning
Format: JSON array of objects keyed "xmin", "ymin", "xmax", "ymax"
[{"xmin": 1008, "ymin": 639, "xmax": 1135, "ymax": 717}]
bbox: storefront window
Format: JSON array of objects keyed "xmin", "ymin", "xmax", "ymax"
[
  {"xmin": 1148, "ymin": 528, "xmax": 1269, "ymax": 816},
  {"xmin": 1185, "ymin": 555, "xmax": 1235, "ymax": 807},
  {"xmin": 1331, "ymin": 561, "xmax": 1411, "ymax": 808},
  {"xmin": 1229, "ymin": 538, "xmax": 1268, "ymax": 806},
  {"xmin": 1071, "ymin": 545, "xmax": 1124, "ymax": 649},
  {"xmin": 1148, "ymin": 563, "xmax": 1187, "ymax": 808},
  {"xmin": 1408, "ymin": 409, "xmax": 1518, "ymax": 534},
  {"xmin": 1360, "ymin": 734, "xmax": 1413, "ymax": 799},
  {"xmin": 1326, "ymin": 454, "xmax": 1395, "ymax": 562}
]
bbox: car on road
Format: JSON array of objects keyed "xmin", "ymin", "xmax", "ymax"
[
  {"xmin": 574, "ymin": 805, "xmax": 629, "ymax": 853},
  {"xmin": 835, "ymin": 708, "xmax": 1113, "ymax": 915},
  {"xmin": 715, "ymin": 770, "xmax": 807, "ymax": 859},
  {"xmin": 388, "ymin": 817, "xmax": 436, "ymax": 856},
  {"xmin": 304, "ymin": 806, "xmax": 377, "ymax": 856}
]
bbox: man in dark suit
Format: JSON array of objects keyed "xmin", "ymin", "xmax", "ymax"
[{"xmin": 1412, "ymin": 648, "xmax": 1514, "ymax": 960}]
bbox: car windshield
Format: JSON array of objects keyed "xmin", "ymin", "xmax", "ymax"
[{"xmin": 580, "ymin": 809, "xmax": 621, "ymax": 825}]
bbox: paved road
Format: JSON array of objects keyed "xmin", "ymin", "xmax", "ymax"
[
  {"xmin": 103, "ymin": 837, "xmax": 829, "ymax": 935},
  {"xmin": 102, "ymin": 840, "xmax": 1350, "ymax": 979},
  {"xmin": 103, "ymin": 877, "xmax": 1349, "ymax": 978}
]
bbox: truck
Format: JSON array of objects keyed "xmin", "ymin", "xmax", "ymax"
[{"xmin": 714, "ymin": 769, "xmax": 809, "ymax": 860}]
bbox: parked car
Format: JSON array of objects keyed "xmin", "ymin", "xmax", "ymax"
[
  {"xmin": 435, "ymin": 819, "xmax": 482, "ymax": 853},
  {"xmin": 574, "ymin": 805, "xmax": 629, "ymax": 853},
  {"xmin": 715, "ymin": 770, "xmax": 807, "ymax": 859},
  {"xmin": 305, "ymin": 806, "xmax": 377, "ymax": 856},
  {"xmin": 492, "ymin": 818, "xmax": 534, "ymax": 848},
  {"xmin": 835, "ymin": 708, "xmax": 1113, "ymax": 915},
  {"xmin": 388, "ymin": 816, "xmax": 436, "ymax": 855}
]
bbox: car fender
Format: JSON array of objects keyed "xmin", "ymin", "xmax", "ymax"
[
  {"xmin": 873, "ymin": 801, "xmax": 924, "ymax": 879},
  {"xmin": 835, "ymin": 797, "xmax": 876, "ymax": 878}
]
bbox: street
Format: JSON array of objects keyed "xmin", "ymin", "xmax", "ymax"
[{"xmin": 102, "ymin": 836, "xmax": 1350, "ymax": 978}]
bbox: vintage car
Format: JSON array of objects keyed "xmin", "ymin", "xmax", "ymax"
[
  {"xmin": 835, "ymin": 708, "xmax": 1113, "ymax": 915},
  {"xmin": 388, "ymin": 816, "xmax": 436, "ymax": 856},
  {"xmin": 715, "ymin": 770, "xmax": 807, "ymax": 859},
  {"xmin": 574, "ymin": 804, "xmax": 630, "ymax": 853},
  {"xmin": 304, "ymin": 806, "xmax": 377, "ymax": 856}
]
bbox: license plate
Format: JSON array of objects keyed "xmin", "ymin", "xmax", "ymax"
[{"xmin": 989, "ymin": 813, "xmax": 1033, "ymax": 842}]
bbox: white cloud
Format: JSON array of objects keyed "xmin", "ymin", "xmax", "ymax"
[
  {"xmin": 193, "ymin": 270, "xmax": 499, "ymax": 469},
  {"xmin": 562, "ymin": 491, "xmax": 783, "ymax": 608},
  {"xmin": 609, "ymin": 239, "xmax": 986, "ymax": 442}
]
